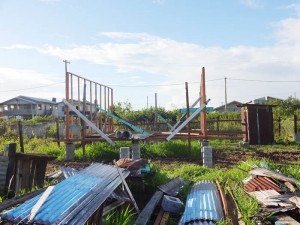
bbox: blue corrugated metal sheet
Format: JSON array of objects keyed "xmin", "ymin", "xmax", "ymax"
[
  {"xmin": 1, "ymin": 163, "xmax": 130, "ymax": 225},
  {"xmin": 179, "ymin": 181, "xmax": 224, "ymax": 225},
  {"xmin": 60, "ymin": 166, "xmax": 78, "ymax": 178}
]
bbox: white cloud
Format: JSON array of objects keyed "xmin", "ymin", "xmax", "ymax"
[
  {"xmin": 0, "ymin": 68, "xmax": 64, "ymax": 103},
  {"xmin": 2, "ymin": 5, "xmax": 300, "ymax": 109},
  {"xmin": 28, "ymin": 31, "xmax": 300, "ymax": 108}
]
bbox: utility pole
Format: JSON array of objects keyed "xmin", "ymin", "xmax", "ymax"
[
  {"xmin": 225, "ymin": 77, "xmax": 227, "ymax": 113},
  {"xmin": 63, "ymin": 60, "xmax": 70, "ymax": 74},
  {"xmin": 147, "ymin": 96, "xmax": 149, "ymax": 109},
  {"xmin": 185, "ymin": 82, "xmax": 191, "ymax": 156},
  {"xmin": 154, "ymin": 93, "xmax": 157, "ymax": 130}
]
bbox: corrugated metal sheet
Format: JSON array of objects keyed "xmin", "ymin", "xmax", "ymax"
[
  {"xmin": 179, "ymin": 181, "xmax": 224, "ymax": 225},
  {"xmin": 60, "ymin": 166, "xmax": 78, "ymax": 178},
  {"xmin": 1, "ymin": 163, "xmax": 130, "ymax": 225},
  {"xmin": 158, "ymin": 177, "xmax": 188, "ymax": 196},
  {"xmin": 244, "ymin": 176, "xmax": 284, "ymax": 193}
]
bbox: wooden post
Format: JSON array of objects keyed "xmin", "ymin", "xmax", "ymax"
[
  {"xmin": 216, "ymin": 116, "xmax": 220, "ymax": 131},
  {"xmin": 18, "ymin": 120, "xmax": 24, "ymax": 153},
  {"xmin": 294, "ymin": 114, "xmax": 297, "ymax": 135},
  {"xmin": 185, "ymin": 82, "xmax": 191, "ymax": 156},
  {"xmin": 154, "ymin": 93, "xmax": 158, "ymax": 131},
  {"xmin": 56, "ymin": 119, "xmax": 60, "ymax": 147},
  {"xmin": 200, "ymin": 67, "xmax": 207, "ymax": 137},
  {"xmin": 278, "ymin": 117, "xmax": 281, "ymax": 136},
  {"xmin": 4, "ymin": 143, "xmax": 16, "ymax": 195}
]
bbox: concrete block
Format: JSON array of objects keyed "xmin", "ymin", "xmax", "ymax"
[{"xmin": 162, "ymin": 195, "xmax": 183, "ymax": 214}]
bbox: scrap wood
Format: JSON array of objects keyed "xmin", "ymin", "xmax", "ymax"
[
  {"xmin": 135, "ymin": 191, "xmax": 164, "ymax": 225},
  {"xmin": 116, "ymin": 158, "xmax": 148, "ymax": 171},
  {"xmin": 284, "ymin": 181, "xmax": 296, "ymax": 193},
  {"xmin": 216, "ymin": 179, "xmax": 228, "ymax": 218},
  {"xmin": 29, "ymin": 186, "xmax": 54, "ymax": 221},
  {"xmin": 0, "ymin": 187, "xmax": 46, "ymax": 212},
  {"xmin": 272, "ymin": 215, "xmax": 300, "ymax": 225},
  {"xmin": 249, "ymin": 168, "xmax": 300, "ymax": 186},
  {"xmin": 154, "ymin": 208, "xmax": 165, "ymax": 225},
  {"xmin": 254, "ymin": 206, "xmax": 297, "ymax": 218},
  {"xmin": 289, "ymin": 196, "xmax": 300, "ymax": 208},
  {"xmin": 160, "ymin": 211, "xmax": 170, "ymax": 225},
  {"xmin": 226, "ymin": 187, "xmax": 245, "ymax": 225},
  {"xmin": 247, "ymin": 190, "xmax": 285, "ymax": 207}
]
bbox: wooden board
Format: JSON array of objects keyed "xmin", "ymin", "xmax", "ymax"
[{"xmin": 135, "ymin": 191, "xmax": 163, "ymax": 225}]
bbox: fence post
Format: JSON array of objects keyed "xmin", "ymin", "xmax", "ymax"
[
  {"xmin": 294, "ymin": 114, "xmax": 297, "ymax": 135},
  {"xmin": 18, "ymin": 121, "xmax": 24, "ymax": 153},
  {"xmin": 56, "ymin": 119, "xmax": 60, "ymax": 147},
  {"xmin": 216, "ymin": 116, "xmax": 220, "ymax": 131}
]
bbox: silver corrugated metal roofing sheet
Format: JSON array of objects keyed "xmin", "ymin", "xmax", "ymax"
[
  {"xmin": 1, "ymin": 163, "xmax": 130, "ymax": 225},
  {"xmin": 179, "ymin": 181, "xmax": 224, "ymax": 225}
]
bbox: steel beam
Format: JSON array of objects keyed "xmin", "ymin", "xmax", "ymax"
[{"xmin": 166, "ymin": 99, "xmax": 210, "ymax": 141}]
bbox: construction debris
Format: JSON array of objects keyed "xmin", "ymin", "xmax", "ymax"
[
  {"xmin": 0, "ymin": 163, "xmax": 136, "ymax": 225},
  {"xmin": 179, "ymin": 181, "xmax": 225, "ymax": 225},
  {"xmin": 244, "ymin": 162, "xmax": 300, "ymax": 223}
]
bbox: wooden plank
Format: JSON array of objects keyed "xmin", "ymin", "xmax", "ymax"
[
  {"xmin": 29, "ymin": 186, "xmax": 54, "ymax": 221},
  {"xmin": 21, "ymin": 159, "xmax": 31, "ymax": 191},
  {"xmin": 153, "ymin": 208, "xmax": 164, "ymax": 225},
  {"xmin": 160, "ymin": 211, "xmax": 169, "ymax": 225},
  {"xmin": 0, "ymin": 187, "xmax": 46, "ymax": 212},
  {"xmin": 135, "ymin": 191, "xmax": 164, "ymax": 225},
  {"xmin": 274, "ymin": 215, "xmax": 300, "ymax": 225},
  {"xmin": 226, "ymin": 187, "xmax": 245, "ymax": 225},
  {"xmin": 34, "ymin": 159, "xmax": 47, "ymax": 188},
  {"xmin": 29, "ymin": 160, "xmax": 36, "ymax": 190},
  {"xmin": 113, "ymin": 160, "xmax": 140, "ymax": 214},
  {"xmin": 216, "ymin": 179, "xmax": 228, "ymax": 218}
]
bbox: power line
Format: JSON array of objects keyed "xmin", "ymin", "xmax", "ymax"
[
  {"xmin": 0, "ymin": 82, "xmax": 64, "ymax": 93},
  {"xmin": 227, "ymin": 78, "xmax": 300, "ymax": 83},
  {"xmin": 108, "ymin": 78, "xmax": 224, "ymax": 87}
]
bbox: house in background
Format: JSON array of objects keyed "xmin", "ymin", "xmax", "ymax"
[
  {"xmin": 253, "ymin": 96, "xmax": 282, "ymax": 105},
  {"xmin": 0, "ymin": 96, "xmax": 57, "ymax": 119},
  {"xmin": 214, "ymin": 100, "xmax": 242, "ymax": 113}
]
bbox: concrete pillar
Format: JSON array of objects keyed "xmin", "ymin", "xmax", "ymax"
[{"xmin": 65, "ymin": 142, "xmax": 75, "ymax": 161}]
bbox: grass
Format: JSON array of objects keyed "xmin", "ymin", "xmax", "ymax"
[{"xmin": 1, "ymin": 132, "xmax": 300, "ymax": 224}]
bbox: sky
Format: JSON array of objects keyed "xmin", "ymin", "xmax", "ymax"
[{"xmin": 0, "ymin": 0, "xmax": 300, "ymax": 110}]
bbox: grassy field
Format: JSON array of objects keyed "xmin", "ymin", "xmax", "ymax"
[{"xmin": 1, "ymin": 134, "xmax": 300, "ymax": 224}]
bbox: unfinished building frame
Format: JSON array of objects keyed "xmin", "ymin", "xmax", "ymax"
[{"xmin": 65, "ymin": 72, "xmax": 114, "ymax": 141}]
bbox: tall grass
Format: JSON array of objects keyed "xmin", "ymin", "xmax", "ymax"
[{"xmin": 104, "ymin": 205, "xmax": 136, "ymax": 225}]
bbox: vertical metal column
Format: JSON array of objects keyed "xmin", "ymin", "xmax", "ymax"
[{"xmin": 200, "ymin": 67, "xmax": 207, "ymax": 138}]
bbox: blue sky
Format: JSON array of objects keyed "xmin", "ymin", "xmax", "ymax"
[{"xmin": 1, "ymin": 0, "xmax": 300, "ymax": 109}]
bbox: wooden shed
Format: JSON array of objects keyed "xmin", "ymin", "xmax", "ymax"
[{"xmin": 240, "ymin": 104, "xmax": 274, "ymax": 145}]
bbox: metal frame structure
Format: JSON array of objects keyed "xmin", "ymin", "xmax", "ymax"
[
  {"xmin": 65, "ymin": 72, "xmax": 114, "ymax": 141},
  {"xmin": 62, "ymin": 67, "xmax": 239, "ymax": 144}
]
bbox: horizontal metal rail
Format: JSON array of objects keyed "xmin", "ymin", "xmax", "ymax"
[{"xmin": 96, "ymin": 106, "xmax": 149, "ymax": 134}]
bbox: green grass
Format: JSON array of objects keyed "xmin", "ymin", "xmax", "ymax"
[{"xmin": 103, "ymin": 205, "xmax": 136, "ymax": 225}]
